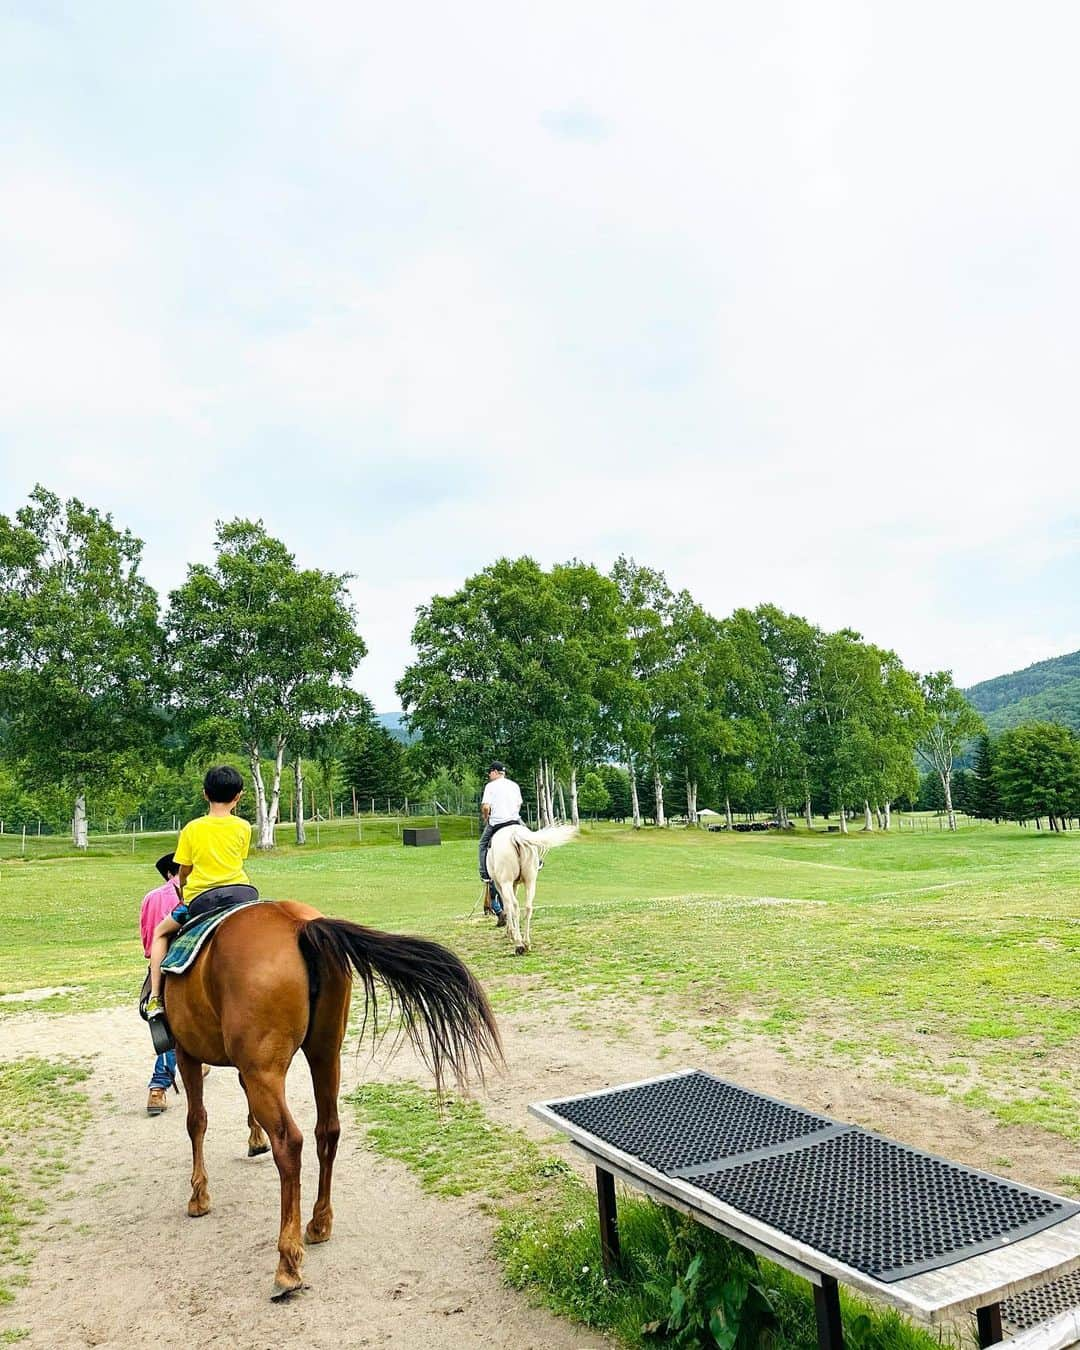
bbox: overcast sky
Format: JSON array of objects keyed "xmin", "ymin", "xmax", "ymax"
[{"xmin": 3, "ymin": 2, "xmax": 1079, "ymax": 709}]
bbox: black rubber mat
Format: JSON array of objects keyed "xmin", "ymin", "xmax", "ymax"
[
  {"xmin": 1002, "ymin": 1267, "xmax": 1080, "ymax": 1334},
  {"xmin": 546, "ymin": 1071, "xmax": 838, "ymax": 1175},
  {"xmin": 691, "ymin": 1130, "xmax": 1079, "ymax": 1282}
]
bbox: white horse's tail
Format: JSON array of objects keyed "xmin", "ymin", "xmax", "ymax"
[{"xmin": 513, "ymin": 823, "xmax": 578, "ymax": 860}]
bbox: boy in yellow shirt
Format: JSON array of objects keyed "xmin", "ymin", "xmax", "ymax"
[{"xmin": 145, "ymin": 765, "xmax": 258, "ymax": 1020}]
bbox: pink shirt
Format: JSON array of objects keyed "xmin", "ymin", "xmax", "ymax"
[{"xmin": 139, "ymin": 879, "xmax": 180, "ymax": 957}]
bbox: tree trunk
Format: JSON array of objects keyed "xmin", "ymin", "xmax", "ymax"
[
  {"xmin": 863, "ymin": 799, "xmax": 874, "ymax": 831},
  {"xmin": 653, "ymin": 763, "xmax": 666, "ymax": 828},
  {"xmin": 73, "ymin": 791, "xmax": 88, "ymax": 849},
  {"xmin": 883, "ymin": 800, "xmax": 891, "ymax": 831},
  {"xmin": 941, "ymin": 771, "xmax": 957, "ymax": 830},
  {"xmin": 628, "ymin": 758, "xmax": 642, "ymax": 830},
  {"xmin": 804, "ymin": 791, "xmax": 813, "ymax": 830},
  {"xmin": 260, "ymin": 739, "xmax": 284, "ymax": 849},
  {"xmin": 725, "ymin": 795, "xmax": 734, "ymax": 829},
  {"xmin": 838, "ymin": 799, "xmax": 848, "ymax": 834},
  {"xmin": 294, "ymin": 755, "xmax": 306, "ymax": 845},
  {"xmin": 556, "ymin": 779, "xmax": 567, "ymax": 823},
  {"xmin": 537, "ymin": 759, "xmax": 553, "ymax": 827},
  {"xmin": 249, "ymin": 749, "xmax": 269, "ymax": 844},
  {"xmin": 569, "ymin": 766, "xmax": 580, "ymax": 829},
  {"xmin": 686, "ymin": 772, "xmax": 698, "ymax": 825}
]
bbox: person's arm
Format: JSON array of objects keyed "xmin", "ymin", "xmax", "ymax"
[
  {"xmin": 481, "ymin": 802, "xmax": 491, "ymax": 822},
  {"xmin": 173, "ymin": 823, "xmax": 193, "ymax": 894}
]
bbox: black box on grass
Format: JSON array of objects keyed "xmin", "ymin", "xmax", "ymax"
[{"xmin": 403, "ymin": 827, "xmax": 441, "ymax": 847}]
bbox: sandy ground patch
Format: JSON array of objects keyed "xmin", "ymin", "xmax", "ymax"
[{"xmin": 3, "ymin": 990, "xmax": 1079, "ymax": 1348}]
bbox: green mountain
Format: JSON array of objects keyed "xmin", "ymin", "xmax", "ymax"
[{"xmin": 965, "ymin": 650, "xmax": 1080, "ymax": 733}]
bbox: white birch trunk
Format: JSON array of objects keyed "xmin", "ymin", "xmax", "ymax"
[
  {"xmin": 294, "ymin": 755, "xmax": 306, "ymax": 845},
  {"xmin": 259, "ymin": 739, "xmax": 284, "ymax": 849},
  {"xmin": 883, "ymin": 800, "xmax": 891, "ymax": 831},
  {"xmin": 73, "ymin": 792, "xmax": 88, "ymax": 849},
  {"xmin": 942, "ymin": 772, "xmax": 956, "ymax": 830},
  {"xmin": 569, "ymin": 766, "xmax": 580, "ymax": 828},
  {"xmin": 863, "ymin": 799, "xmax": 874, "ymax": 831},
  {"xmin": 725, "ymin": 795, "xmax": 733, "ymax": 829},
  {"xmin": 804, "ymin": 791, "xmax": 813, "ymax": 830},
  {"xmin": 628, "ymin": 760, "xmax": 642, "ymax": 829},
  {"xmin": 556, "ymin": 779, "xmax": 567, "ymax": 823},
  {"xmin": 249, "ymin": 750, "xmax": 269, "ymax": 844},
  {"xmin": 653, "ymin": 764, "xmax": 666, "ymax": 828},
  {"xmin": 838, "ymin": 801, "xmax": 848, "ymax": 834},
  {"xmin": 686, "ymin": 773, "xmax": 698, "ymax": 824}
]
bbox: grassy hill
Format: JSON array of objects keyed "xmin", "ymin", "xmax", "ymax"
[{"xmin": 965, "ymin": 649, "xmax": 1080, "ymax": 733}]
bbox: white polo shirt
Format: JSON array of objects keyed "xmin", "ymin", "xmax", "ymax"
[{"xmin": 482, "ymin": 776, "xmax": 522, "ymax": 826}]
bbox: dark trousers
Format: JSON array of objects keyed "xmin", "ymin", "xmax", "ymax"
[{"xmin": 479, "ymin": 819, "xmax": 520, "ymax": 881}]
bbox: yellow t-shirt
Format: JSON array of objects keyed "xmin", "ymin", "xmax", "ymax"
[{"xmin": 174, "ymin": 814, "xmax": 252, "ymax": 902}]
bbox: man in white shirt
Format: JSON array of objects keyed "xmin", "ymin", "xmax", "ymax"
[{"xmin": 479, "ymin": 761, "xmax": 522, "ymax": 915}]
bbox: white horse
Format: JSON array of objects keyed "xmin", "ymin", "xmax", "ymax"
[{"xmin": 488, "ymin": 823, "xmax": 577, "ymax": 955}]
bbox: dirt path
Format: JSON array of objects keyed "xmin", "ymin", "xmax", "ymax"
[
  {"xmin": 0, "ymin": 1006, "xmax": 606, "ymax": 1350},
  {"xmin": 3, "ymin": 998, "xmax": 1079, "ymax": 1348}
]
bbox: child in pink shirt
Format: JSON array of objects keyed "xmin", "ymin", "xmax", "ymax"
[{"xmin": 140, "ymin": 854, "xmax": 181, "ymax": 1115}]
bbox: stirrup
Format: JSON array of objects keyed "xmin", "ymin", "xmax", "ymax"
[{"xmin": 149, "ymin": 1014, "xmax": 175, "ymax": 1055}]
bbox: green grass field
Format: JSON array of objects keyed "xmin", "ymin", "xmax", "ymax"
[
  {"xmin": 4, "ymin": 819, "xmax": 1080, "ymax": 1346},
  {"xmin": 3, "ymin": 818, "xmax": 1080, "ymax": 1141}
]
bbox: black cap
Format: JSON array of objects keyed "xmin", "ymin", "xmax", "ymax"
[
  {"xmin": 155, "ymin": 852, "xmax": 178, "ymax": 880},
  {"xmin": 489, "ymin": 761, "xmax": 506, "ymax": 773}
]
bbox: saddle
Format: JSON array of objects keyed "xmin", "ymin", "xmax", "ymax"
[{"xmin": 161, "ymin": 899, "xmax": 263, "ymax": 975}]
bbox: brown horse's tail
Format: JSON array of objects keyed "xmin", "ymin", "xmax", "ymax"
[{"xmin": 297, "ymin": 919, "xmax": 502, "ymax": 1091}]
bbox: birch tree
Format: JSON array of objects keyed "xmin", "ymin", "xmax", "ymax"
[
  {"xmin": 610, "ymin": 557, "xmax": 679, "ymax": 828},
  {"xmin": 167, "ymin": 520, "xmax": 365, "ymax": 848},
  {"xmin": 916, "ymin": 671, "xmax": 984, "ymax": 830},
  {"xmin": 0, "ymin": 486, "xmax": 165, "ymax": 846}
]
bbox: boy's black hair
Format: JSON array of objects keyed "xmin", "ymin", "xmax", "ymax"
[
  {"xmin": 203, "ymin": 764, "xmax": 244, "ymax": 802},
  {"xmin": 155, "ymin": 852, "xmax": 178, "ymax": 880}
]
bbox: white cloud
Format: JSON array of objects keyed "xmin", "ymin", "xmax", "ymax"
[{"xmin": 3, "ymin": 1, "xmax": 1080, "ymax": 705}]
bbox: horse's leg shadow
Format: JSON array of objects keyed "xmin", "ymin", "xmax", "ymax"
[
  {"xmin": 177, "ymin": 1047, "xmax": 211, "ymax": 1217},
  {"xmin": 239, "ymin": 1072, "xmax": 271, "ymax": 1157}
]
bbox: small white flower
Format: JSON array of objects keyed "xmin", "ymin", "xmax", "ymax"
[{"xmin": 581, "ymin": 1265, "xmax": 590, "ymax": 1274}]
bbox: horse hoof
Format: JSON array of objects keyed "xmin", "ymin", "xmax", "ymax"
[
  {"xmin": 305, "ymin": 1224, "xmax": 332, "ymax": 1245},
  {"xmin": 514, "ymin": 945, "xmax": 527, "ymax": 956},
  {"xmin": 270, "ymin": 1278, "xmax": 304, "ymax": 1301},
  {"xmin": 248, "ymin": 1143, "xmax": 270, "ymax": 1157},
  {"xmin": 187, "ymin": 1199, "xmax": 211, "ymax": 1218}
]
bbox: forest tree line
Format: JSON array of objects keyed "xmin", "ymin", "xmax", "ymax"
[{"xmin": 2, "ymin": 486, "xmax": 1079, "ymax": 847}]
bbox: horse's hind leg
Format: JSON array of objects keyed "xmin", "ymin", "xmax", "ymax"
[
  {"xmin": 522, "ymin": 862, "xmax": 538, "ymax": 951},
  {"xmin": 495, "ymin": 863, "xmax": 526, "ymax": 953},
  {"xmin": 302, "ymin": 977, "xmax": 349, "ymax": 1245},
  {"xmin": 243, "ymin": 1067, "xmax": 305, "ymax": 1298},
  {"xmin": 176, "ymin": 1047, "xmax": 210, "ymax": 1217},
  {"xmin": 239, "ymin": 1073, "xmax": 270, "ymax": 1157}
]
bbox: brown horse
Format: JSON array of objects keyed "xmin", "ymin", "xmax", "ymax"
[{"xmin": 163, "ymin": 899, "xmax": 500, "ymax": 1298}]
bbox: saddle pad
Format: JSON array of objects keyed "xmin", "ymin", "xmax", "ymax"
[{"xmin": 161, "ymin": 900, "xmax": 262, "ymax": 975}]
